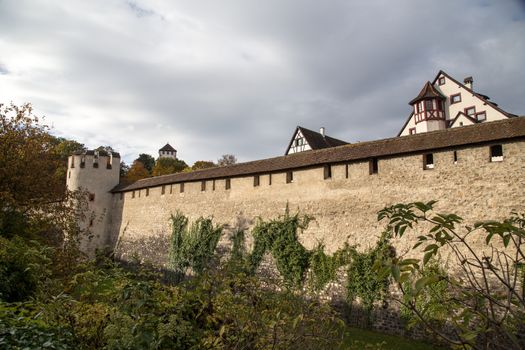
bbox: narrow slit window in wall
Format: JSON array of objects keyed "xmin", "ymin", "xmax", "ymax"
[
  {"xmin": 68, "ymin": 170, "xmax": 71, "ymax": 178},
  {"xmin": 80, "ymin": 157, "xmax": 85, "ymax": 168},
  {"xmin": 161, "ymin": 185, "xmax": 165, "ymax": 195},
  {"xmin": 212, "ymin": 179, "xmax": 216, "ymax": 191},
  {"xmin": 106, "ymin": 156, "xmax": 112, "ymax": 169},
  {"xmin": 225, "ymin": 178, "xmax": 231, "ymax": 190},
  {"xmin": 170, "ymin": 185, "xmax": 173, "ymax": 194},
  {"xmin": 132, "ymin": 191, "xmax": 135, "ymax": 198},
  {"xmin": 269, "ymin": 174, "xmax": 272, "ymax": 185},
  {"xmin": 89, "ymin": 193, "xmax": 95, "ymax": 201},
  {"xmin": 423, "ymin": 153, "xmax": 434, "ymax": 170},
  {"xmin": 71, "ymin": 157, "xmax": 75, "ymax": 168},
  {"xmin": 490, "ymin": 145, "xmax": 503, "ymax": 162},
  {"xmin": 369, "ymin": 158, "xmax": 378, "ymax": 174},
  {"xmin": 254, "ymin": 175, "xmax": 260, "ymax": 187},
  {"xmin": 453, "ymin": 151, "xmax": 458, "ymax": 164},
  {"xmin": 201, "ymin": 181, "xmax": 206, "ymax": 191},
  {"xmin": 180, "ymin": 183, "xmax": 185, "ymax": 193},
  {"xmin": 345, "ymin": 164, "xmax": 349, "ymax": 178},
  {"xmin": 286, "ymin": 171, "xmax": 293, "ymax": 183},
  {"xmin": 146, "ymin": 188, "xmax": 149, "ymax": 196},
  {"xmin": 323, "ymin": 165, "xmax": 332, "ymax": 179}
]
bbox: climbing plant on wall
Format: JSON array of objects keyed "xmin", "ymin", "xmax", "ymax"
[{"xmin": 168, "ymin": 212, "xmax": 222, "ymax": 282}]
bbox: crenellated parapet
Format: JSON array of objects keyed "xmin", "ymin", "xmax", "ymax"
[{"xmin": 66, "ymin": 150, "xmax": 121, "ymax": 254}]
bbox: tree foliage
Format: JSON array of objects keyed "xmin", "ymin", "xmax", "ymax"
[
  {"xmin": 126, "ymin": 160, "xmax": 150, "ymax": 183},
  {"xmin": 136, "ymin": 153, "xmax": 155, "ymax": 174},
  {"xmin": 378, "ymin": 201, "xmax": 525, "ymax": 349},
  {"xmin": 191, "ymin": 160, "xmax": 216, "ymax": 171},
  {"xmin": 0, "ymin": 103, "xmax": 89, "ymax": 242},
  {"xmin": 151, "ymin": 157, "xmax": 188, "ymax": 176},
  {"xmin": 217, "ymin": 154, "xmax": 237, "ymax": 167}
]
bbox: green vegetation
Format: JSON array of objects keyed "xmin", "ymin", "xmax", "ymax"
[{"xmin": 379, "ymin": 201, "xmax": 525, "ymax": 349}]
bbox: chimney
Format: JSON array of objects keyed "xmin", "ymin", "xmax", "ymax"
[
  {"xmin": 463, "ymin": 76, "xmax": 473, "ymax": 89},
  {"xmin": 319, "ymin": 127, "xmax": 325, "ymax": 136}
]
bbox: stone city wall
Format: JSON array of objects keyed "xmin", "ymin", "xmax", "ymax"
[{"xmin": 108, "ymin": 140, "xmax": 525, "ymax": 268}]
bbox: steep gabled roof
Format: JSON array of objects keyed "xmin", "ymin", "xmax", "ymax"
[
  {"xmin": 431, "ymin": 70, "xmax": 518, "ymax": 119},
  {"xmin": 113, "ymin": 117, "xmax": 525, "ymax": 193},
  {"xmin": 285, "ymin": 126, "xmax": 348, "ymax": 155},
  {"xmin": 159, "ymin": 143, "xmax": 176, "ymax": 152},
  {"xmin": 448, "ymin": 111, "xmax": 478, "ymax": 128},
  {"xmin": 409, "ymin": 81, "xmax": 446, "ymax": 105}
]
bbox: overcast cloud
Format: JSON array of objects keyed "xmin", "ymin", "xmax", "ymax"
[{"xmin": 1, "ymin": 0, "xmax": 524, "ymax": 164}]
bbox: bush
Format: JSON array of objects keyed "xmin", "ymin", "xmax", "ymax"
[{"xmin": 0, "ymin": 237, "xmax": 52, "ymax": 302}]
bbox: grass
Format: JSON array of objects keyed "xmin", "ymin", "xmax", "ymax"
[{"xmin": 344, "ymin": 327, "xmax": 446, "ymax": 349}]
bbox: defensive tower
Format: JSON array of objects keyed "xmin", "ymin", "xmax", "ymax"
[{"xmin": 66, "ymin": 149, "xmax": 120, "ymax": 253}]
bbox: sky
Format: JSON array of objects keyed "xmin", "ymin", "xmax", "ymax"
[{"xmin": 1, "ymin": 0, "xmax": 524, "ymax": 164}]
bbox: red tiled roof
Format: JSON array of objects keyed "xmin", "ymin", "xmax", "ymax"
[{"xmin": 113, "ymin": 117, "xmax": 525, "ymax": 192}]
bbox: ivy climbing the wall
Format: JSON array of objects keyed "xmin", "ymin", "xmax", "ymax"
[
  {"xmin": 168, "ymin": 212, "xmax": 222, "ymax": 282},
  {"xmin": 246, "ymin": 210, "xmax": 352, "ymax": 291},
  {"xmin": 346, "ymin": 233, "xmax": 393, "ymax": 313}
]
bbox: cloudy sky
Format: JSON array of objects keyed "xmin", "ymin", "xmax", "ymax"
[{"xmin": 1, "ymin": 0, "xmax": 524, "ymax": 164}]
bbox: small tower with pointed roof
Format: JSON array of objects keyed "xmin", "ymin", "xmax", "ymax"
[
  {"xmin": 159, "ymin": 143, "xmax": 177, "ymax": 159},
  {"xmin": 409, "ymin": 81, "xmax": 447, "ymax": 134}
]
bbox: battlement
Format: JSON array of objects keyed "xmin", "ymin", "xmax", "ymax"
[{"xmin": 68, "ymin": 150, "xmax": 120, "ymax": 170}]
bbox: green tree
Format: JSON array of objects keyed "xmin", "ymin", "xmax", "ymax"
[
  {"xmin": 379, "ymin": 201, "xmax": 525, "ymax": 349},
  {"xmin": 217, "ymin": 154, "xmax": 237, "ymax": 167},
  {"xmin": 51, "ymin": 137, "xmax": 86, "ymax": 183},
  {"xmin": 152, "ymin": 157, "xmax": 188, "ymax": 176},
  {"xmin": 136, "ymin": 153, "xmax": 155, "ymax": 174},
  {"xmin": 191, "ymin": 160, "xmax": 216, "ymax": 171},
  {"xmin": 0, "ymin": 103, "xmax": 89, "ymax": 243}
]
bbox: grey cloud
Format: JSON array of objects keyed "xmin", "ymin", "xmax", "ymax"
[{"xmin": 0, "ymin": 0, "xmax": 524, "ymax": 164}]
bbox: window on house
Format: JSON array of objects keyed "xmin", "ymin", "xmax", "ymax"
[
  {"xmin": 409, "ymin": 128, "xmax": 416, "ymax": 135},
  {"xmin": 450, "ymin": 93, "xmax": 461, "ymax": 104},
  {"xmin": 68, "ymin": 170, "xmax": 71, "ymax": 179},
  {"xmin": 106, "ymin": 156, "xmax": 112, "ymax": 169},
  {"xmin": 161, "ymin": 185, "xmax": 165, "ymax": 195},
  {"xmin": 180, "ymin": 183, "xmax": 184, "ymax": 193},
  {"xmin": 369, "ymin": 158, "xmax": 378, "ymax": 174},
  {"xmin": 132, "ymin": 191, "xmax": 135, "ymax": 198},
  {"xmin": 80, "ymin": 157, "xmax": 86, "ymax": 168},
  {"xmin": 438, "ymin": 77, "xmax": 445, "ymax": 85},
  {"xmin": 89, "ymin": 193, "xmax": 95, "ymax": 201},
  {"xmin": 423, "ymin": 153, "xmax": 434, "ymax": 170},
  {"xmin": 453, "ymin": 151, "xmax": 458, "ymax": 164},
  {"xmin": 213, "ymin": 180, "xmax": 216, "ymax": 191},
  {"xmin": 225, "ymin": 178, "xmax": 231, "ymax": 190},
  {"xmin": 120, "ymin": 192, "xmax": 124, "ymax": 200},
  {"xmin": 269, "ymin": 174, "xmax": 272, "ymax": 185},
  {"xmin": 465, "ymin": 106, "xmax": 476, "ymax": 116},
  {"xmin": 146, "ymin": 188, "xmax": 149, "ymax": 196},
  {"xmin": 476, "ymin": 112, "xmax": 486, "ymax": 122},
  {"xmin": 71, "ymin": 157, "xmax": 75, "ymax": 168},
  {"xmin": 201, "ymin": 181, "xmax": 206, "ymax": 191},
  {"xmin": 345, "ymin": 164, "xmax": 349, "ymax": 179},
  {"xmin": 323, "ymin": 165, "xmax": 332, "ymax": 179},
  {"xmin": 295, "ymin": 138, "xmax": 304, "ymax": 146},
  {"xmin": 286, "ymin": 171, "xmax": 293, "ymax": 183},
  {"xmin": 170, "ymin": 185, "xmax": 173, "ymax": 194},
  {"xmin": 459, "ymin": 122, "xmax": 464, "ymax": 126},
  {"xmin": 254, "ymin": 175, "xmax": 260, "ymax": 187},
  {"xmin": 138, "ymin": 190, "xmax": 141, "ymax": 198},
  {"xmin": 490, "ymin": 145, "xmax": 503, "ymax": 162},
  {"xmin": 425, "ymin": 100, "xmax": 433, "ymax": 110}
]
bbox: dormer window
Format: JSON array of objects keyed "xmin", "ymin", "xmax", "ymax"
[{"xmin": 295, "ymin": 138, "xmax": 304, "ymax": 146}]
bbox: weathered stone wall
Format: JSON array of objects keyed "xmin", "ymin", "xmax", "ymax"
[{"xmin": 109, "ymin": 140, "xmax": 525, "ymax": 267}]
